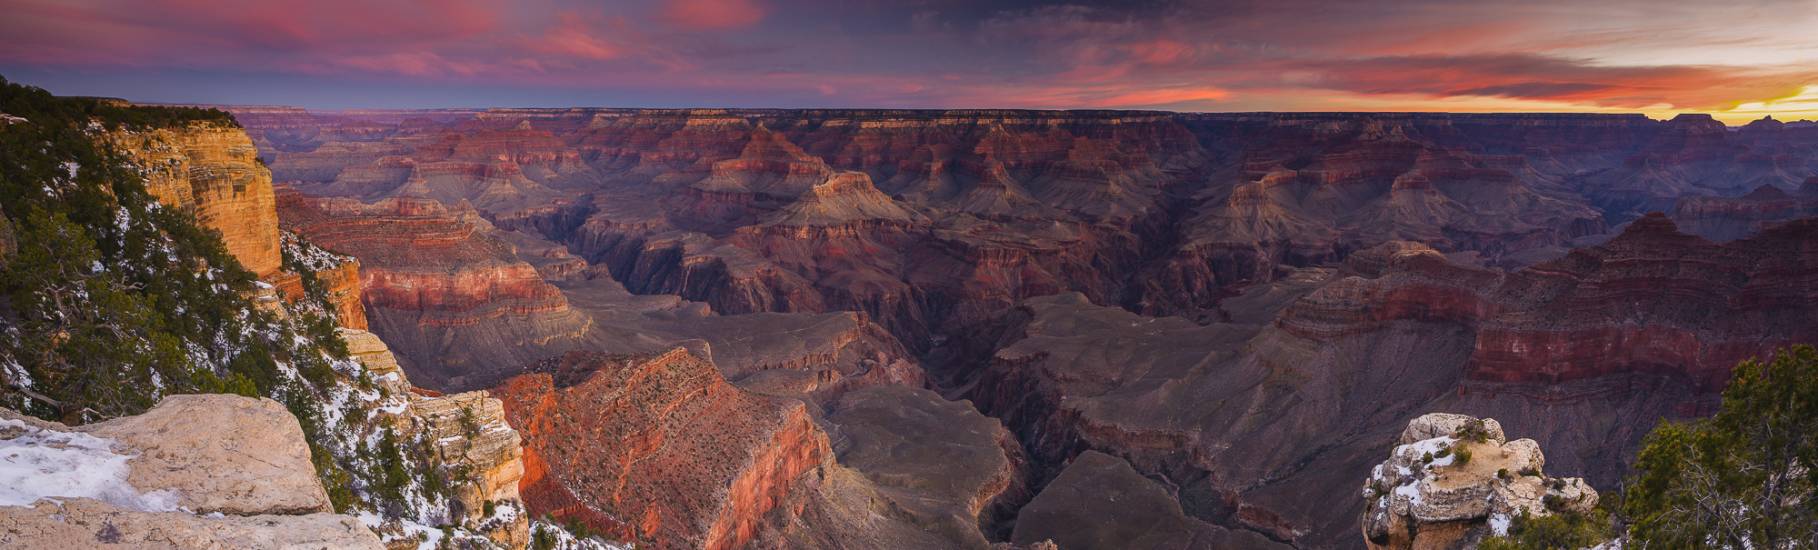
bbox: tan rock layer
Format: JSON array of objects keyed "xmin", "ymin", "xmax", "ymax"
[{"xmin": 111, "ymin": 124, "xmax": 282, "ymax": 277}]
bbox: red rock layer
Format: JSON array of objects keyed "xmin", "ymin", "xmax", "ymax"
[
  {"xmin": 267, "ymin": 263, "xmax": 369, "ymax": 330},
  {"xmin": 276, "ymin": 190, "xmax": 571, "ymax": 324},
  {"xmin": 1276, "ymin": 214, "xmax": 1818, "ymax": 389},
  {"xmin": 493, "ymin": 349, "xmax": 833, "ymax": 550}
]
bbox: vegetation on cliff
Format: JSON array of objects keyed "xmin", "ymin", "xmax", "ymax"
[
  {"xmin": 1482, "ymin": 346, "xmax": 1818, "ymax": 549},
  {"xmin": 0, "ymin": 75, "xmax": 295, "ymax": 420},
  {"xmin": 1624, "ymin": 345, "xmax": 1818, "ymax": 548},
  {"xmin": 0, "ymin": 77, "xmax": 504, "ymax": 547}
]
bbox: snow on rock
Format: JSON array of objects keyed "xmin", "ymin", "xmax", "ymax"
[
  {"xmin": 1360, "ymin": 413, "xmax": 1600, "ymax": 550},
  {"xmin": 0, "ymin": 417, "xmax": 180, "ymax": 511},
  {"xmin": 0, "ymin": 395, "xmax": 386, "ymax": 548}
]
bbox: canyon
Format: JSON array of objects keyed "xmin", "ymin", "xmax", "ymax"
[{"xmin": 220, "ymin": 106, "xmax": 1818, "ymax": 549}]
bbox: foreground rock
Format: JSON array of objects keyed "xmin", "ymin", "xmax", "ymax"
[
  {"xmin": 1361, "ymin": 413, "xmax": 1598, "ymax": 549},
  {"xmin": 0, "ymin": 394, "xmax": 383, "ymax": 549},
  {"xmin": 82, "ymin": 394, "xmax": 334, "ymax": 515}
]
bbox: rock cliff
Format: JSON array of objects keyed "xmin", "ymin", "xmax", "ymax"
[
  {"xmin": 0, "ymin": 395, "xmax": 384, "ymax": 548},
  {"xmin": 493, "ymin": 348, "xmax": 834, "ymax": 549},
  {"xmin": 110, "ymin": 124, "xmax": 284, "ymax": 278}
]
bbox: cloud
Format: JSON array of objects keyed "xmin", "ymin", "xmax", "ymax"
[
  {"xmin": 1283, "ymin": 53, "xmax": 1818, "ymax": 110},
  {"xmin": 0, "ymin": 0, "xmax": 1814, "ymax": 119},
  {"xmin": 660, "ymin": 0, "xmax": 765, "ymax": 30},
  {"xmin": 528, "ymin": 13, "xmax": 627, "ymax": 61}
]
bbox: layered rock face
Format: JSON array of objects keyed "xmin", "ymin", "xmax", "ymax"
[
  {"xmin": 278, "ymin": 189, "xmax": 592, "ymax": 388},
  {"xmin": 495, "ymin": 348, "xmax": 831, "ymax": 549},
  {"xmin": 111, "ymin": 124, "xmax": 284, "ymax": 277},
  {"xmin": 338, "ymin": 327, "xmax": 533, "ymax": 547},
  {"xmin": 409, "ymin": 391, "xmax": 531, "ymax": 547},
  {"xmin": 279, "ymin": 187, "xmax": 924, "ymax": 396},
  {"xmin": 1361, "ymin": 414, "xmax": 1598, "ymax": 549},
  {"xmin": 0, "ymin": 395, "xmax": 383, "ymax": 548},
  {"xmin": 273, "ymin": 230, "xmax": 369, "ymax": 329},
  {"xmin": 493, "ymin": 349, "xmax": 1020, "ymax": 550}
]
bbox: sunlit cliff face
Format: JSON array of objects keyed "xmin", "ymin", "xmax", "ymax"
[{"xmin": 0, "ymin": 0, "xmax": 1815, "ymax": 121}]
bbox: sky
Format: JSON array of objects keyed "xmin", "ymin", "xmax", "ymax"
[{"xmin": 3, "ymin": 0, "xmax": 1817, "ymax": 123}]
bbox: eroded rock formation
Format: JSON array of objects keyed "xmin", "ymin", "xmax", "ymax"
[
  {"xmin": 493, "ymin": 349, "xmax": 1017, "ymax": 550},
  {"xmin": 1361, "ymin": 413, "xmax": 1598, "ymax": 549},
  {"xmin": 493, "ymin": 348, "xmax": 834, "ymax": 548}
]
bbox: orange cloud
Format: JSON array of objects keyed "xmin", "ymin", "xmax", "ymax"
[
  {"xmin": 1289, "ymin": 54, "xmax": 1818, "ymax": 111},
  {"xmin": 1086, "ymin": 87, "xmax": 1230, "ymax": 107}
]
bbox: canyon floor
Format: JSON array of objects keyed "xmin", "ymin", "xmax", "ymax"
[{"xmin": 236, "ymin": 107, "xmax": 1818, "ymax": 549}]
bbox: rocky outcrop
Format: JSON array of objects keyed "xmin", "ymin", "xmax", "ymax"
[
  {"xmin": 1361, "ymin": 413, "xmax": 1598, "ymax": 549},
  {"xmin": 409, "ymin": 391, "xmax": 530, "ymax": 548},
  {"xmin": 336, "ymin": 327, "xmax": 532, "ymax": 547},
  {"xmin": 81, "ymin": 395, "xmax": 334, "ymax": 515},
  {"xmin": 0, "ymin": 394, "xmax": 383, "ymax": 548},
  {"xmin": 111, "ymin": 124, "xmax": 283, "ymax": 278},
  {"xmin": 494, "ymin": 348, "xmax": 831, "ymax": 549}
]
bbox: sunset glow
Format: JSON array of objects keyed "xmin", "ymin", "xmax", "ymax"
[{"xmin": 1, "ymin": 0, "xmax": 1815, "ymax": 121}]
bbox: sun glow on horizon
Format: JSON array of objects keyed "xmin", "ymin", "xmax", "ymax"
[{"xmin": 1710, "ymin": 84, "xmax": 1818, "ymax": 124}]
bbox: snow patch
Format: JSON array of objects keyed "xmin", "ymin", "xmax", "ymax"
[
  {"xmin": 0, "ymin": 418, "xmax": 181, "ymax": 511},
  {"xmin": 1488, "ymin": 512, "xmax": 1511, "ymax": 536}
]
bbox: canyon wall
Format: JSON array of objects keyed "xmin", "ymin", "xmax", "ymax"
[{"xmin": 230, "ymin": 106, "xmax": 1818, "ymax": 548}]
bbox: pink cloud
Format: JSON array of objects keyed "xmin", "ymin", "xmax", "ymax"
[
  {"xmin": 660, "ymin": 0, "xmax": 765, "ymax": 30},
  {"xmin": 529, "ymin": 13, "xmax": 627, "ymax": 61}
]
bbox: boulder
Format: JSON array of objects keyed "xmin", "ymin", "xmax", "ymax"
[
  {"xmin": 0, "ymin": 394, "xmax": 381, "ymax": 548},
  {"xmin": 82, "ymin": 394, "xmax": 331, "ymax": 515}
]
